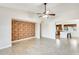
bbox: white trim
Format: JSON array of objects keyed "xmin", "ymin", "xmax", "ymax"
[
  {"xmin": 12, "ymin": 36, "xmax": 36, "ymax": 43},
  {"xmin": 0, "ymin": 44, "xmax": 11, "ymax": 50},
  {"xmin": 41, "ymin": 37, "xmax": 55, "ymax": 40},
  {"xmin": 42, "ymin": 37, "xmax": 55, "ymax": 40},
  {"xmin": 12, "ymin": 18, "xmax": 37, "ymax": 23}
]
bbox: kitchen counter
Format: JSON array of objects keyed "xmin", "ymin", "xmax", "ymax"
[{"xmin": 60, "ymin": 31, "xmax": 71, "ymax": 39}]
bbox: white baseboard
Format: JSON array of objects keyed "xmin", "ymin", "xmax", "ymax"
[
  {"xmin": 12, "ymin": 36, "xmax": 36, "ymax": 43},
  {"xmin": 0, "ymin": 44, "xmax": 11, "ymax": 50},
  {"xmin": 41, "ymin": 37, "xmax": 55, "ymax": 40}
]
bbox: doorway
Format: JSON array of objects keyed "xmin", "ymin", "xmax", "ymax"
[{"xmin": 56, "ymin": 24, "xmax": 62, "ymax": 39}]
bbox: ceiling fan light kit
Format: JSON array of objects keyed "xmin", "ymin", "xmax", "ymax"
[
  {"xmin": 46, "ymin": 10, "xmax": 50, "ymax": 14},
  {"xmin": 43, "ymin": 15, "xmax": 48, "ymax": 18}
]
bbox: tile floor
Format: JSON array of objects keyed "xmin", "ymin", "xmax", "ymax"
[{"xmin": 0, "ymin": 38, "xmax": 79, "ymax": 55}]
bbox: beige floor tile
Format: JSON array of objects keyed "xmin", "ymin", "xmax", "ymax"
[{"xmin": 0, "ymin": 38, "xmax": 79, "ymax": 55}]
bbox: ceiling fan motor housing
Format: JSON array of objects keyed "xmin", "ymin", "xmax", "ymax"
[{"xmin": 44, "ymin": 3, "xmax": 47, "ymax": 5}]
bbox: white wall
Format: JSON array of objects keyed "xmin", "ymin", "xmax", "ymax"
[
  {"xmin": 41, "ymin": 18, "xmax": 56, "ymax": 39},
  {"xmin": 35, "ymin": 23, "xmax": 40, "ymax": 39},
  {"xmin": 0, "ymin": 7, "xmax": 40, "ymax": 49}
]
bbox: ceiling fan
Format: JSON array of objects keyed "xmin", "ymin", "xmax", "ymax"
[{"xmin": 37, "ymin": 3, "xmax": 55, "ymax": 18}]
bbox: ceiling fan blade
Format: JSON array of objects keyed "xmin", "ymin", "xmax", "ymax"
[
  {"xmin": 36, "ymin": 13, "xmax": 43, "ymax": 14},
  {"xmin": 48, "ymin": 14, "xmax": 55, "ymax": 16},
  {"xmin": 39, "ymin": 16, "xmax": 43, "ymax": 17}
]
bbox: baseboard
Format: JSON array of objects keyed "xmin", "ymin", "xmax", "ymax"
[
  {"xmin": 0, "ymin": 44, "xmax": 11, "ymax": 50},
  {"xmin": 12, "ymin": 36, "xmax": 36, "ymax": 43},
  {"xmin": 41, "ymin": 37, "xmax": 55, "ymax": 40}
]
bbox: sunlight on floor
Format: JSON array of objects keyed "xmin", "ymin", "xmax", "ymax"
[
  {"xmin": 56, "ymin": 39, "xmax": 61, "ymax": 48},
  {"xmin": 70, "ymin": 39, "xmax": 78, "ymax": 49}
]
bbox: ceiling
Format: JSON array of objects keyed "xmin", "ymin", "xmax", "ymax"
[
  {"xmin": 0, "ymin": 3, "xmax": 60, "ymax": 13},
  {"xmin": 0, "ymin": 3, "xmax": 79, "ymax": 15}
]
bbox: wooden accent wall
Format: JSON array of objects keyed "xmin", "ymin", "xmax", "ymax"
[{"xmin": 12, "ymin": 20, "xmax": 35, "ymax": 41}]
